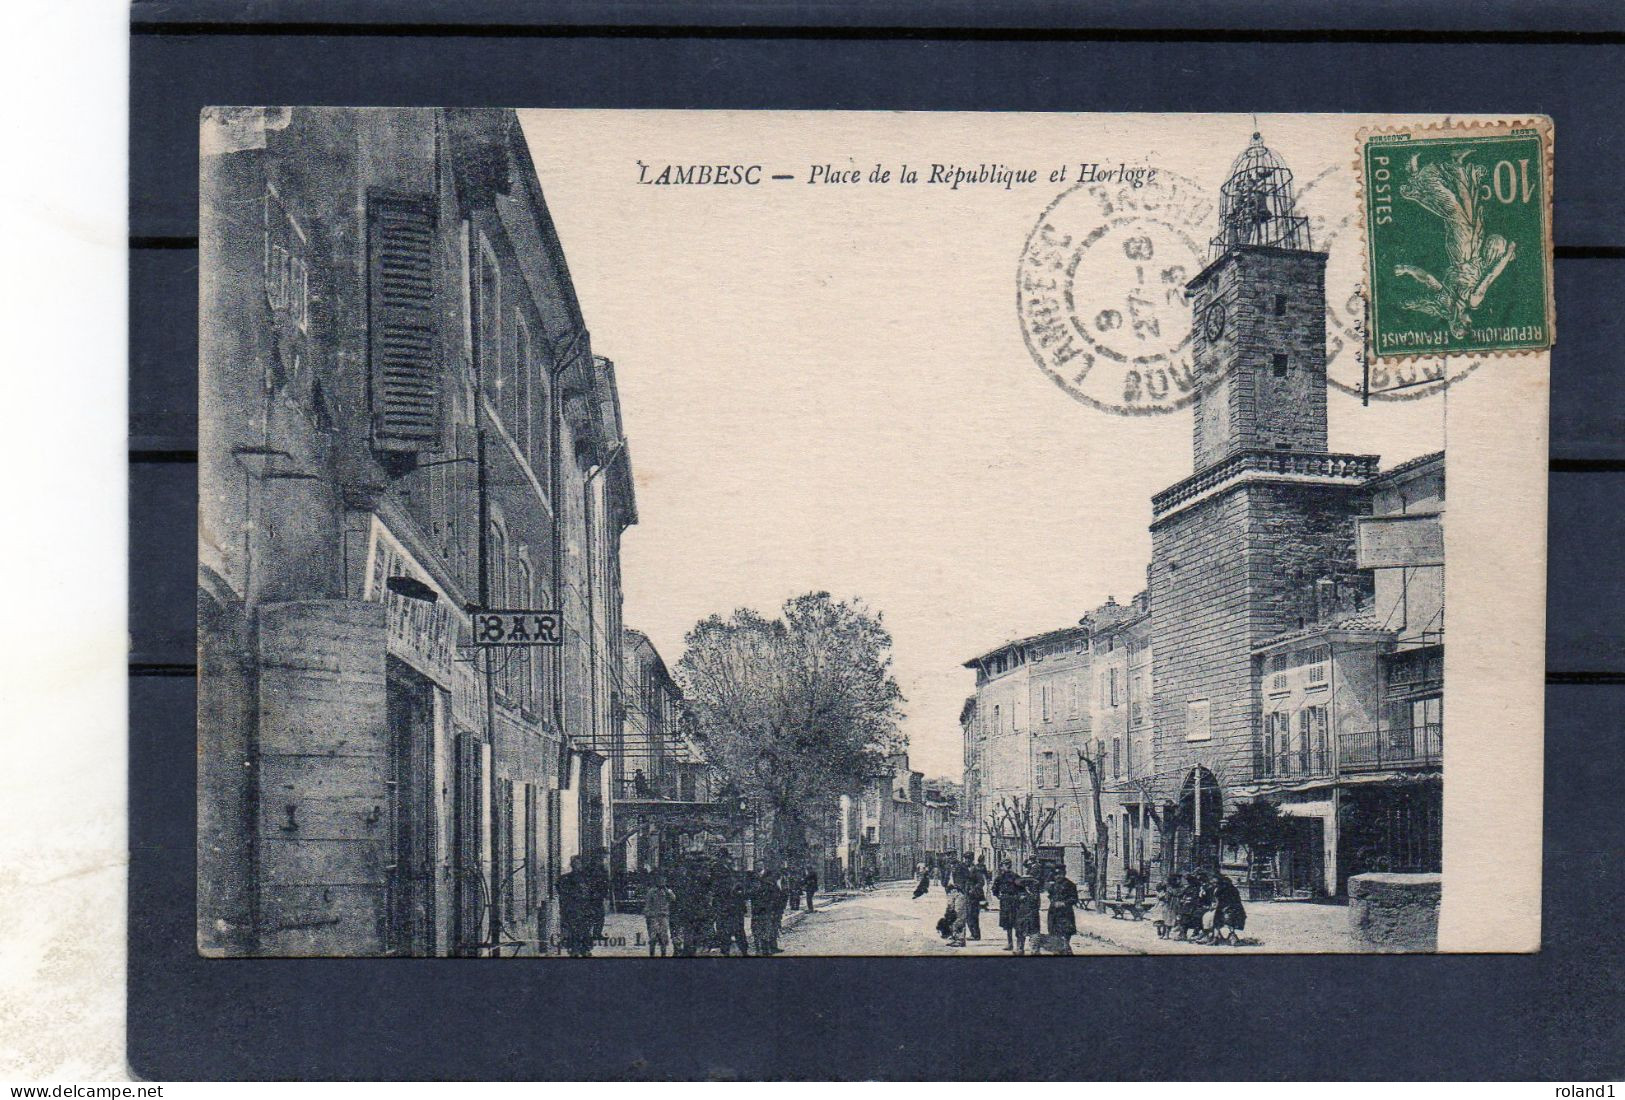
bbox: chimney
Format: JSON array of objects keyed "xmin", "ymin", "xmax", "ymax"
[{"xmin": 1315, "ymin": 578, "xmax": 1337, "ymax": 623}]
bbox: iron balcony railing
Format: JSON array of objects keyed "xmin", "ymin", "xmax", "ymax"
[
  {"xmin": 1339, "ymin": 724, "xmax": 1442, "ymax": 772},
  {"xmin": 1252, "ymin": 724, "xmax": 1443, "ymax": 781}
]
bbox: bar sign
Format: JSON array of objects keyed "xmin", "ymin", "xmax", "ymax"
[{"xmin": 472, "ymin": 610, "xmax": 564, "ymax": 647}]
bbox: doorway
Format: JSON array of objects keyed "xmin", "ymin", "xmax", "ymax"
[{"xmin": 385, "ymin": 658, "xmax": 436, "ymax": 955}]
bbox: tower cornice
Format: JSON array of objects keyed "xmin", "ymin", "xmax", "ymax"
[
  {"xmin": 1186, "ymin": 244, "xmax": 1327, "ymax": 297},
  {"xmin": 1151, "ymin": 449, "xmax": 1380, "ymax": 525}
]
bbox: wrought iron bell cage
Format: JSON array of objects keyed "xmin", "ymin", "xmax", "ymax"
[{"xmin": 1208, "ymin": 132, "xmax": 1312, "ymax": 261}]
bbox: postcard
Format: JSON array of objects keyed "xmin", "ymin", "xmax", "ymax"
[{"xmin": 197, "ymin": 108, "xmax": 1548, "ymax": 957}]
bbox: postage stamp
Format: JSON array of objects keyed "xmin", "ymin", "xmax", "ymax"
[{"xmin": 1359, "ymin": 119, "xmax": 1554, "ymax": 361}]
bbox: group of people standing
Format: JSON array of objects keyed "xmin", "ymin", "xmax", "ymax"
[
  {"xmin": 638, "ymin": 853, "xmax": 819, "ymax": 957},
  {"xmin": 920, "ymin": 852, "xmax": 1082, "ymax": 955},
  {"xmin": 555, "ymin": 855, "xmax": 610, "ymax": 957},
  {"xmin": 1154, "ymin": 871, "xmax": 1248, "ymax": 946}
]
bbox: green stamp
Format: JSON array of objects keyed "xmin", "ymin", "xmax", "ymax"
[{"xmin": 1362, "ymin": 120, "xmax": 1554, "ymax": 360}]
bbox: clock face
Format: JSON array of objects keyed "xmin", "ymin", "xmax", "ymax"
[{"xmin": 1203, "ymin": 301, "xmax": 1226, "ymax": 341}]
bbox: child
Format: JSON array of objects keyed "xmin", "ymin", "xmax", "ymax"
[
  {"xmin": 1012, "ymin": 876, "xmax": 1042, "ymax": 955},
  {"xmin": 1154, "ymin": 875, "xmax": 1180, "ymax": 939},
  {"xmin": 946, "ymin": 883, "xmax": 970, "ymax": 947}
]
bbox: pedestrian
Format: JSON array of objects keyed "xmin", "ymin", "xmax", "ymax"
[
  {"xmin": 958, "ymin": 852, "xmax": 985, "ymax": 941},
  {"xmin": 1046, "ymin": 868, "xmax": 1079, "ymax": 954},
  {"xmin": 718, "ymin": 866, "xmax": 751, "ymax": 956},
  {"xmin": 581, "ymin": 854, "xmax": 608, "ymax": 942},
  {"xmin": 945, "ymin": 882, "xmax": 970, "ymax": 947},
  {"xmin": 1011, "ymin": 875, "xmax": 1042, "ymax": 955},
  {"xmin": 749, "ymin": 869, "xmax": 779, "ymax": 955},
  {"xmin": 912, "ymin": 863, "xmax": 932, "ymax": 899},
  {"xmin": 1179, "ymin": 872, "xmax": 1208, "ymax": 943},
  {"xmin": 992, "ymin": 859, "xmax": 1021, "ymax": 951},
  {"xmin": 802, "ymin": 867, "xmax": 819, "ymax": 912},
  {"xmin": 770, "ymin": 866, "xmax": 789, "ymax": 951},
  {"xmin": 644, "ymin": 871, "xmax": 675, "ymax": 957},
  {"xmin": 1154, "ymin": 875, "xmax": 1180, "ymax": 939},
  {"xmin": 556, "ymin": 856, "xmax": 594, "ymax": 957},
  {"xmin": 1124, "ymin": 865, "xmax": 1146, "ymax": 902},
  {"xmin": 1213, "ymin": 874, "xmax": 1247, "ymax": 946},
  {"xmin": 786, "ymin": 864, "xmax": 801, "ymax": 910}
]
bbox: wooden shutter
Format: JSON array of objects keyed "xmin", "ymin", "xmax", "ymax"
[{"xmin": 368, "ymin": 194, "xmax": 440, "ymax": 450}]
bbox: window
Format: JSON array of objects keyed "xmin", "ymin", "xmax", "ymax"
[
  {"xmin": 1303, "ymin": 645, "xmax": 1330, "ymax": 687},
  {"xmin": 1069, "ymin": 681, "xmax": 1080, "ymax": 717},
  {"xmin": 1275, "ymin": 294, "xmax": 1288, "ymax": 316},
  {"xmin": 1308, "ymin": 706, "xmax": 1329, "ymax": 771},
  {"xmin": 489, "ymin": 523, "xmax": 508, "ymax": 603},
  {"xmin": 1267, "ymin": 651, "xmax": 1291, "ymax": 693},
  {"xmin": 291, "ymin": 256, "xmax": 309, "ymax": 332},
  {"xmin": 1042, "ymin": 684, "xmax": 1051, "ymax": 722},
  {"xmin": 1112, "ymin": 737, "xmax": 1121, "ymax": 778},
  {"xmin": 993, "ymin": 704, "xmax": 1001, "ymax": 732},
  {"xmin": 1186, "ymin": 699, "xmax": 1211, "ymax": 742},
  {"xmin": 1273, "ymin": 353, "xmax": 1289, "ymax": 377},
  {"xmin": 477, "ymin": 241, "xmax": 501, "ymax": 399},
  {"xmin": 1040, "ymin": 751, "xmax": 1057, "ymax": 789},
  {"xmin": 514, "ymin": 313, "xmax": 532, "ymax": 461},
  {"xmin": 1296, "ymin": 710, "xmax": 1312, "ymax": 773},
  {"xmin": 515, "ymin": 558, "xmax": 534, "ymax": 707},
  {"xmin": 490, "ymin": 523, "xmax": 509, "ymax": 697},
  {"xmin": 1273, "ymin": 712, "xmax": 1292, "ymax": 774},
  {"xmin": 1110, "ymin": 667, "xmax": 1121, "ymax": 707},
  {"xmin": 1261, "ymin": 721, "xmax": 1275, "ymax": 777}
]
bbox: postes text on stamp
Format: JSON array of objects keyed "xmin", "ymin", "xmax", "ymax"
[{"xmin": 1361, "ymin": 120, "xmax": 1554, "ymax": 361}]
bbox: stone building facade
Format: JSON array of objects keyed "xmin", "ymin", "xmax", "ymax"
[
  {"xmin": 964, "ymin": 626, "xmax": 1093, "ymax": 878},
  {"xmin": 197, "ymin": 107, "xmax": 635, "ymax": 956}
]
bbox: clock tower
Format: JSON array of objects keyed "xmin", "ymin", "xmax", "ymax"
[
  {"xmin": 1187, "ymin": 133, "xmax": 1329, "ymax": 470},
  {"xmin": 1147, "ymin": 132, "xmax": 1378, "ymax": 871}
]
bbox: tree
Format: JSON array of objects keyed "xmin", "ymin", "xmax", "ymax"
[
  {"xmin": 1221, "ymin": 799, "xmax": 1287, "ymax": 874},
  {"xmin": 990, "ymin": 795, "xmax": 1056, "ymax": 868},
  {"xmin": 677, "ymin": 592, "xmax": 905, "ymax": 868},
  {"xmin": 1075, "ymin": 747, "xmax": 1110, "ymax": 903},
  {"xmin": 1124, "ymin": 776, "xmax": 1176, "ymax": 883}
]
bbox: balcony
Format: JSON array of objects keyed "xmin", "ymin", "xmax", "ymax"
[
  {"xmin": 1339, "ymin": 724, "xmax": 1442, "ymax": 772},
  {"xmin": 1251, "ymin": 724, "xmax": 1442, "ymax": 782}
]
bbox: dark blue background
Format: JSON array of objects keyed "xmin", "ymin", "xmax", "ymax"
[{"xmin": 129, "ymin": 5, "xmax": 1625, "ymax": 1079}]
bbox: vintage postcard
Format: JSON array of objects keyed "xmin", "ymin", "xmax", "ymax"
[{"xmin": 197, "ymin": 109, "xmax": 1547, "ymax": 958}]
